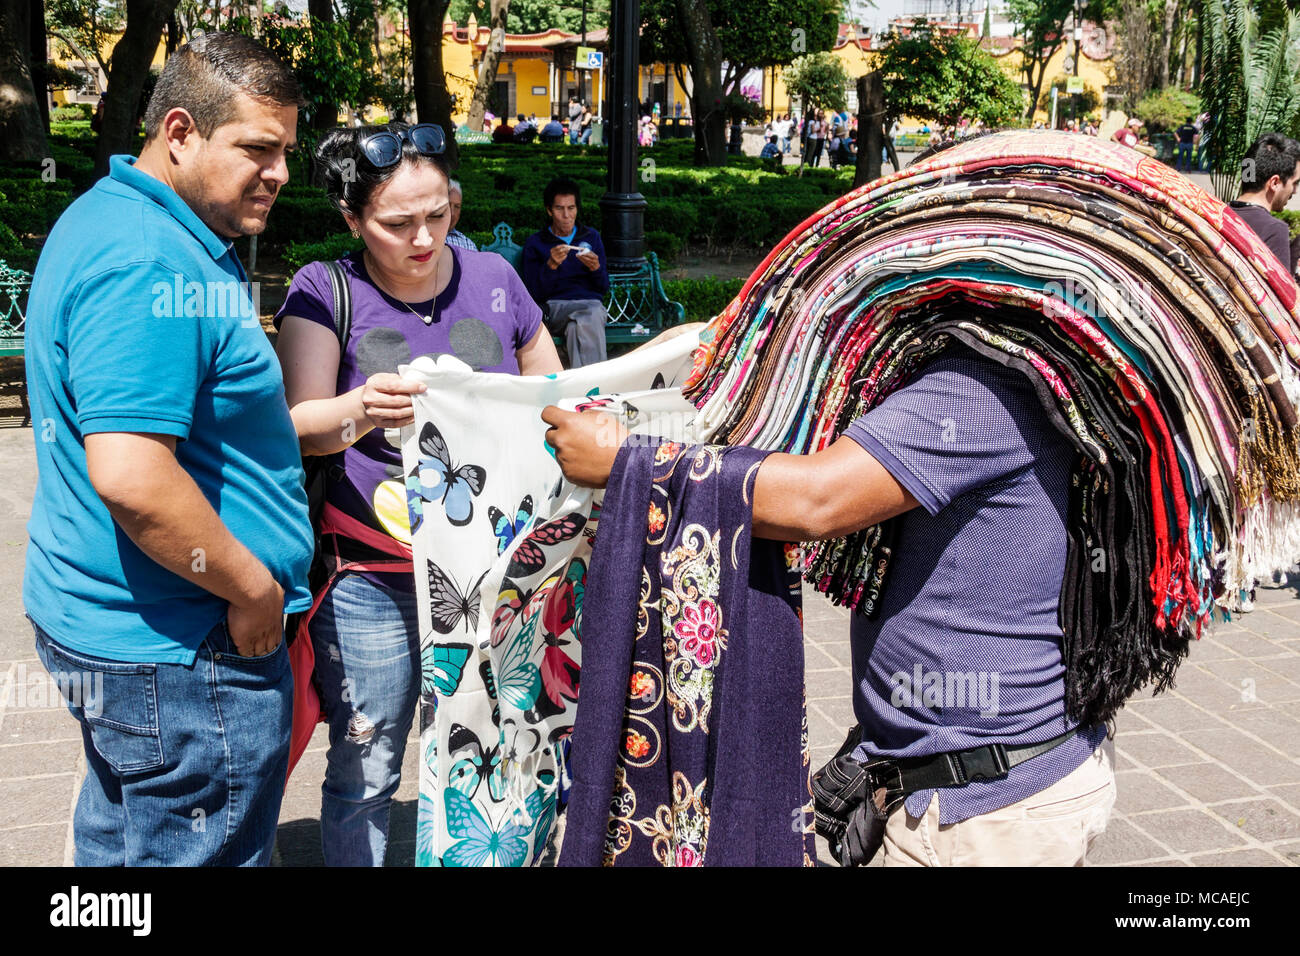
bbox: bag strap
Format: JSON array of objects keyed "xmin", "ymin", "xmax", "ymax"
[{"xmin": 322, "ymin": 259, "xmax": 352, "ymax": 348}]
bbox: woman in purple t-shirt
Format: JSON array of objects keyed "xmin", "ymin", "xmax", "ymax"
[{"xmin": 274, "ymin": 123, "xmax": 562, "ymax": 866}]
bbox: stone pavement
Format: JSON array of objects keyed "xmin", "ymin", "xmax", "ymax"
[{"xmin": 2, "ymin": 423, "xmax": 1299, "ymax": 866}]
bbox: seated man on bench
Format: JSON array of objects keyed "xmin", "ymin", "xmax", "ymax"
[{"xmin": 521, "ymin": 176, "xmax": 610, "ymax": 367}]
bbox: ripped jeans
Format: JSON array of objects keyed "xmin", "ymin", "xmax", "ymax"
[{"xmin": 310, "ymin": 572, "xmax": 420, "ymax": 866}]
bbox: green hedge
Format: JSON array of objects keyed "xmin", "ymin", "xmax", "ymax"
[
  {"xmin": 0, "ymin": 220, "xmax": 36, "ymax": 270},
  {"xmin": 284, "ymin": 232, "xmax": 364, "ymax": 270},
  {"xmin": 1, "ymin": 133, "xmax": 856, "ymax": 270},
  {"xmin": 1280, "ymin": 209, "xmax": 1300, "ymax": 238},
  {"xmin": 662, "ymin": 276, "xmax": 746, "ymax": 322}
]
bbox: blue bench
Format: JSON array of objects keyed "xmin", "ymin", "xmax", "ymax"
[{"xmin": 481, "ymin": 221, "xmax": 685, "ymax": 348}]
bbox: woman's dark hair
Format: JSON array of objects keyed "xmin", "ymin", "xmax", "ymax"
[{"xmin": 315, "ymin": 123, "xmax": 451, "ymax": 217}]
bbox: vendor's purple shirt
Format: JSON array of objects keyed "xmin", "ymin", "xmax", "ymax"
[
  {"xmin": 842, "ymin": 348, "xmax": 1106, "ymax": 824},
  {"xmin": 276, "ymin": 248, "xmax": 541, "ymax": 587}
]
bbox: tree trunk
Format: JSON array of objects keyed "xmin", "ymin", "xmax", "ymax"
[
  {"xmin": 1159, "ymin": 0, "xmax": 1177, "ymax": 89},
  {"xmin": 308, "ymin": 0, "xmax": 339, "ymax": 131},
  {"xmin": 466, "ymin": 0, "xmax": 509, "ymax": 131},
  {"xmin": 673, "ymin": 0, "xmax": 725, "ymax": 166},
  {"xmin": 0, "ymin": 0, "xmax": 49, "ymax": 162},
  {"xmin": 854, "ymin": 70, "xmax": 884, "ymax": 189},
  {"xmin": 29, "ymin": 0, "xmax": 48, "ymax": 131},
  {"xmin": 1025, "ymin": 48, "xmax": 1056, "ymax": 121},
  {"xmin": 409, "ymin": 0, "xmax": 459, "ymax": 168},
  {"xmin": 93, "ymin": 0, "xmax": 179, "ymax": 178}
]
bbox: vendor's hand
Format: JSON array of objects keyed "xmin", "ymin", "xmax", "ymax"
[
  {"xmin": 359, "ymin": 373, "xmax": 426, "ymax": 431},
  {"xmin": 575, "ymin": 248, "xmax": 600, "ymax": 271},
  {"xmin": 548, "ymin": 244, "xmax": 570, "ymax": 269},
  {"xmin": 542, "ymin": 406, "xmax": 628, "ymax": 488}
]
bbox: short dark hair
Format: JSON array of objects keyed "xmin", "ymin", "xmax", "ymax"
[
  {"xmin": 1240, "ymin": 132, "xmax": 1300, "ymax": 192},
  {"xmin": 144, "ymin": 32, "xmax": 302, "ymax": 139},
  {"xmin": 315, "ymin": 123, "xmax": 451, "ymax": 216},
  {"xmin": 544, "ymin": 176, "xmax": 582, "ymax": 211}
]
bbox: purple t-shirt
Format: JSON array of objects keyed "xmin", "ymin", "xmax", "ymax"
[
  {"xmin": 841, "ymin": 347, "xmax": 1106, "ymax": 824},
  {"xmin": 276, "ymin": 248, "xmax": 542, "ymax": 586}
]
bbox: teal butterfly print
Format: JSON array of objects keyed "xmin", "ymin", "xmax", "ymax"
[
  {"xmin": 442, "ymin": 788, "xmax": 532, "ymax": 868},
  {"xmin": 421, "ymin": 642, "xmax": 473, "ymax": 700},
  {"xmin": 447, "ymin": 722, "xmax": 507, "ymax": 803}
]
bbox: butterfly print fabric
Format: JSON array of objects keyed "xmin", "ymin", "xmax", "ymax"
[{"xmin": 399, "ymin": 336, "xmax": 700, "ymax": 866}]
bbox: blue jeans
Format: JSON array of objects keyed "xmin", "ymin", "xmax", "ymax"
[
  {"xmin": 310, "ymin": 572, "xmax": 420, "ymax": 866},
  {"xmin": 32, "ymin": 617, "xmax": 291, "ymax": 866},
  {"xmin": 1176, "ymin": 142, "xmax": 1193, "ymax": 172}
]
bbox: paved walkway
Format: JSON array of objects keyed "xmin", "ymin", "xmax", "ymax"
[{"xmin": 2, "ymin": 422, "xmax": 1299, "ymax": 866}]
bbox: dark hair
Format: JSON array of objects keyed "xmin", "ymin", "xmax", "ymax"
[
  {"xmin": 544, "ymin": 176, "xmax": 582, "ymax": 212},
  {"xmin": 144, "ymin": 32, "xmax": 302, "ymax": 139},
  {"xmin": 1240, "ymin": 132, "xmax": 1300, "ymax": 191},
  {"xmin": 315, "ymin": 123, "xmax": 451, "ymax": 216}
]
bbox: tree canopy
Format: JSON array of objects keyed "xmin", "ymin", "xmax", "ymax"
[{"xmin": 876, "ymin": 22, "xmax": 1026, "ymax": 128}]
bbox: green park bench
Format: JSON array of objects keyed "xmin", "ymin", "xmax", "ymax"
[
  {"xmin": 0, "ymin": 260, "xmax": 32, "ymax": 424},
  {"xmin": 481, "ymin": 221, "xmax": 685, "ymax": 349},
  {"xmin": 455, "ymin": 124, "xmax": 492, "ymax": 146},
  {"xmin": 0, "ymin": 260, "xmax": 30, "ymax": 357}
]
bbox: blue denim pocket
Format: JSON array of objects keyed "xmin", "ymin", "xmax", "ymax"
[
  {"xmin": 38, "ymin": 636, "xmax": 164, "ymax": 775},
  {"xmin": 215, "ymin": 619, "xmax": 287, "ymax": 667}
]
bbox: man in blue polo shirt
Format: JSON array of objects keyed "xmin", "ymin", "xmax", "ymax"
[
  {"xmin": 542, "ymin": 336, "xmax": 1117, "ymax": 866},
  {"xmin": 24, "ymin": 32, "xmax": 312, "ymax": 866},
  {"xmin": 521, "ymin": 176, "xmax": 611, "ymax": 367}
]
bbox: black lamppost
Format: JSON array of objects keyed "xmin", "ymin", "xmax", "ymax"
[{"xmin": 598, "ymin": 0, "xmax": 647, "ymax": 271}]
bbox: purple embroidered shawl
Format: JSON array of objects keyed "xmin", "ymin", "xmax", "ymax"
[{"xmin": 560, "ymin": 440, "xmax": 814, "ymax": 866}]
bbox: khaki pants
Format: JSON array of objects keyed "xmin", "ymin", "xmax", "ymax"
[{"xmin": 882, "ymin": 737, "xmax": 1115, "ymax": 866}]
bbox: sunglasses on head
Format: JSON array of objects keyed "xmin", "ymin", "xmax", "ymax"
[{"xmin": 358, "ymin": 123, "xmax": 446, "ymax": 168}]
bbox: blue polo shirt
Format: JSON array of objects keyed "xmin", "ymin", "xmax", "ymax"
[
  {"xmin": 23, "ymin": 154, "xmax": 313, "ymax": 665},
  {"xmin": 843, "ymin": 347, "xmax": 1106, "ymax": 824}
]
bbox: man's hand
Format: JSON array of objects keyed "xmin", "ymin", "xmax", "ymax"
[
  {"xmin": 575, "ymin": 248, "xmax": 600, "ymax": 271},
  {"xmin": 548, "ymin": 244, "xmax": 570, "ymax": 269},
  {"xmin": 226, "ymin": 575, "xmax": 286, "ymax": 657},
  {"xmin": 541, "ymin": 406, "xmax": 628, "ymax": 488}
]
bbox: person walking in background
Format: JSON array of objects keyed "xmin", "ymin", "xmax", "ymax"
[
  {"xmin": 23, "ymin": 31, "xmax": 311, "ymax": 867},
  {"xmin": 567, "ymin": 94, "xmax": 582, "ymax": 144},
  {"xmin": 1175, "ymin": 116, "xmax": 1199, "ymax": 173}
]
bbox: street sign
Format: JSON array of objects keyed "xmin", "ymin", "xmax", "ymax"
[
  {"xmin": 1067, "ymin": 76, "xmax": 1085, "ymax": 94},
  {"xmin": 577, "ymin": 47, "xmax": 602, "ymax": 69}
]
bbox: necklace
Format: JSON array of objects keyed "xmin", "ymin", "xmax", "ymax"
[{"xmin": 367, "ymin": 249, "xmax": 444, "ymax": 325}]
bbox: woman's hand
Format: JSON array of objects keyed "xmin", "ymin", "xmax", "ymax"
[
  {"xmin": 541, "ymin": 406, "xmax": 628, "ymax": 488},
  {"xmin": 359, "ymin": 373, "xmax": 426, "ymax": 430}
]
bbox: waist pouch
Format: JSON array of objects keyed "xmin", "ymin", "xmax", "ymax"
[{"xmin": 812, "ymin": 723, "xmax": 1082, "ymax": 867}]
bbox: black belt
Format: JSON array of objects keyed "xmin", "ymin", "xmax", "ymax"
[
  {"xmin": 812, "ymin": 726, "xmax": 1084, "ymax": 867},
  {"xmin": 873, "ymin": 728, "xmax": 1079, "ymax": 804}
]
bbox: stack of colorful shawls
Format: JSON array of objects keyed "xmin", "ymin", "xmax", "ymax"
[{"xmin": 683, "ymin": 130, "xmax": 1300, "ymax": 726}]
